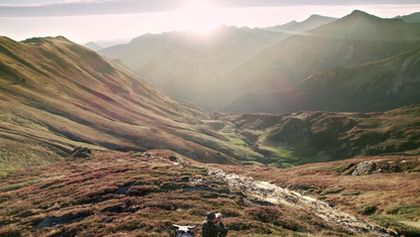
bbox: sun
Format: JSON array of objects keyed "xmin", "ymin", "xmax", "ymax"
[{"xmin": 179, "ymin": 1, "xmax": 220, "ymax": 35}]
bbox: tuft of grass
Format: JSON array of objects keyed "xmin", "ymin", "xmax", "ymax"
[
  {"xmin": 0, "ymin": 179, "xmax": 40, "ymax": 192},
  {"xmin": 373, "ymin": 215, "xmax": 420, "ymax": 237}
]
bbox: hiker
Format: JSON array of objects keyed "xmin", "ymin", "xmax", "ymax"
[{"xmin": 201, "ymin": 212, "xmax": 228, "ymax": 237}]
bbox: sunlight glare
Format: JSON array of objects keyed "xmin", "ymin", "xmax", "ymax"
[{"xmin": 179, "ymin": 1, "xmax": 220, "ymax": 36}]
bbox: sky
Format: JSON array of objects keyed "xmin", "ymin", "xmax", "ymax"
[{"xmin": 1, "ymin": 0, "xmax": 420, "ymax": 44}]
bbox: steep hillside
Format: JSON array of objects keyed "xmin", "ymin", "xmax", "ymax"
[
  {"xmin": 266, "ymin": 14, "xmax": 337, "ymax": 33},
  {"xmin": 0, "ymin": 36, "xmax": 268, "ymax": 175},
  {"xmin": 218, "ymin": 106, "xmax": 420, "ymax": 166},
  {"xmin": 100, "ymin": 26, "xmax": 288, "ymax": 109},
  {"xmin": 226, "ymin": 46, "xmax": 420, "ymax": 113},
  {"xmin": 223, "ymin": 10, "xmax": 420, "ymax": 110}
]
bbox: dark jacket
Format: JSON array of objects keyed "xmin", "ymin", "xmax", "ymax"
[{"xmin": 201, "ymin": 221, "xmax": 228, "ymax": 237}]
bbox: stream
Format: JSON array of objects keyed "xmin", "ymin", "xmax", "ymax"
[{"xmin": 208, "ymin": 168, "xmax": 394, "ymax": 236}]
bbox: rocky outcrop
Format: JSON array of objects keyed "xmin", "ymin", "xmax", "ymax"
[{"xmin": 341, "ymin": 158, "xmax": 419, "ymax": 176}]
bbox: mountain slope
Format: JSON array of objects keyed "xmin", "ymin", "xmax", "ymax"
[
  {"xmin": 226, "ymin": 46, "xmax": 420, "ymax": 113},
  {"xmin": 398, "ymin": 12, "xmax": 420, "ymax": 23},
  {"xmin": 223, "ymin": 10, "xmax": 420, "ymax": 110},
  {"xmin": 84, "ymin": 42, "xmax": 103, "ymax": 51},
  {"xmin": 99, "ymin": 26, "xmax": 288, "ymax": 109},
  {"xmin": 0, "ymin": 36, "xmax": 271, "ymax": 175},
  {"xmin": 266, "ymin": 14, "xmax": 337, "ymax": 33},
  {"xmin": 218, "ymin": 106, "xmax": 420, "ymax": 166}
]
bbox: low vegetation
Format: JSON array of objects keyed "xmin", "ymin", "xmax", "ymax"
[
  {"xmin": 0, "ymin": 151, "xmax": 355, "ymax": 237},
  {"xmin": 220, "ymin": 155, "xmax": 420, "ymax": 236}
]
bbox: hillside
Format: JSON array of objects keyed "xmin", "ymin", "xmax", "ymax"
[
  {"xmin": 0, "ymin": 150, "xmax": 400, "ymax": 237},
  {"xmin": 99, "ymin": 26, "xmax": 289, "ymax": 109},
  {"xmin": 0, "ymin": 36, "xmax": 271, "ymax": 176},
  {"xmin": 226, "ymin": 46, "xmax": 420, "ymax": 113},
  {"xmin": 223, "ymin": 10, "xmax": 420, "ymax": 111},
  {"xmin": 217, "ymin": 106, "xmax": 420, "ymax": 166}
]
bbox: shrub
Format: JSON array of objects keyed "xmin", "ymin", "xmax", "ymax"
[
  {"xmin": 247, "ymin": 207, "xmax": 281, "ymax": 225},
  {"xmin": 358, "ymin": 204, "xmax": 377, "ymax": 215},
  {"xmin": 374, "ymin": 215, "xmax": 420, "ymax": 237},
  {"xmin": 127, "ymin": 185, "xmax": 160, "ymax": 196},
  {"xmin": 0, "ymin": 226, "xmax": 21, "ymax": 237}
]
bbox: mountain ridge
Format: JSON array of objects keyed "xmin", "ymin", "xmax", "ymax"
[{"xmin": 222, "ymin": 10, "xmax": 420, "ymax": 111}]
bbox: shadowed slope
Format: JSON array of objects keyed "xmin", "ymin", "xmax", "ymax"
[
  {"xmin": 226, "ymin": 46, "xmax": 420, "ymax": 113},
  {"xmin": 223, "ymin": 10, "xmax": 420, "ymax": 111}
]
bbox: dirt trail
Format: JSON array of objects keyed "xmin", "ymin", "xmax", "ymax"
[{"xmin": 208, "ymin": 168, "xmax": 394, "ymax": 237}]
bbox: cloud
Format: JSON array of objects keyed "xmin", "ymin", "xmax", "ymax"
[{"xmin": 0, "ymin": 0, "xmax": 418, "ymax": 17}]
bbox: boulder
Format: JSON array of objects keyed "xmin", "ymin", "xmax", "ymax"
[{"xmin": 350, "ymin": 158, "xmax": 418, "ymax": 176}]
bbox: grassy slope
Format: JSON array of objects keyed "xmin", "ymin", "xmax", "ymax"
[
  {"xmin": 0, "ymin": 36, "xmax": 267, "ymax": 176},
  {"xmin": 0, "ymin": 151, "xmax": 351, "ymax": 237},
  {"xmin": 222, "ymin": 156, "xmax": 420, "ymax": 236},
  {"xmin": 218, "ymin": 106, "xmax": 420, "ymax": 166}
]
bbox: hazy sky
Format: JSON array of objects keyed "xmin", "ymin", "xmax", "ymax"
[{"xmin": 1, "ymin": 0, "xmax": 419, "ymax": 43}]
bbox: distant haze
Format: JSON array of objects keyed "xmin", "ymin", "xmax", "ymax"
[{"xmin": 0, "ymin": 0, "xmax": 419, "ymax": 43}]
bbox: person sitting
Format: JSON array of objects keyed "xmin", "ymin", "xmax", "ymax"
[{"xmin": 201, "ymin": 212, "xmax": 228, "ymax": 237}]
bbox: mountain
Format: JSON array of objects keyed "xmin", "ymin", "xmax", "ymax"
[
  {"xmin": 84, "ymin": 41, "xmax": 103, "ymax": 51},
  {"xmin": 99, "ymin": 15, "xmax": 336, "ymax": 110},
  {"xmin": 398, "ymin": 12, "xmax": 420, "ymax": 23},
  {"xmin": 0, "ymin": 36, "xmax": 271, "ymax": 175},
  {"xmin": 226, "ymin": 46, "xmax": 420, "ymax": 113},
  {"xmin": 1, "ymin": 35, "xmax": 418, "ymax": 176},
  {"xmin": 266, "ymin": 14, "xmax": 337, "ymax": 33},
  {"xmin": 99, "ymin": 26, "xmax": 288, "ymax": 109},
  {"xmin": 223, "ymin": 10, "xmax": 420, "ymax": 111}
]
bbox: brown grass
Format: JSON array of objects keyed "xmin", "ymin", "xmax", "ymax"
[{"xmin": 0, "ymin": 151, "xmax": 355, "ymax": 237}]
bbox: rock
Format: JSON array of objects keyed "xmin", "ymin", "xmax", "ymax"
[
  {"xmin": 350, "ymin": 158, "xmax": 418, "ymax": 176},
  {"xmin": 70, "ymin": 147, "xmax": 92, "ymax": 159},
  {"xmin": 168, "ymin": 155, "xmax": 177, "ymax": 162}
]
